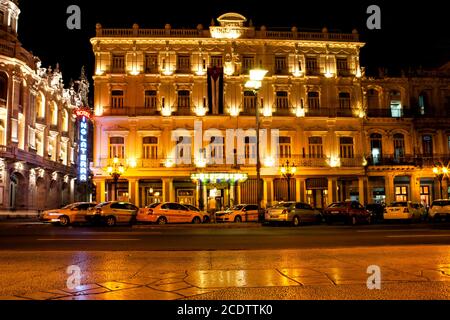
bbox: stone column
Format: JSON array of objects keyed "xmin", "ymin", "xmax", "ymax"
[
  {"xmin": 385, "ymin": 174, "xmax": 395, "ymax": 205},
  {"xmin": 358, "ymin": 176, "xmax": 367, "ymax": 205},
  {"xmin": 328, "ymin": 177, "xmax": 337, "ymax": 204},
  {"xmin": 298, "ymin": 178, "xmax": 306, "ymax": 202}
]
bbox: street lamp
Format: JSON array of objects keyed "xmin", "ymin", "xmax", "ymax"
[
  {"xmin": 280, "ymin": 160, "xmax": 297, "ymax": 202},
  {"xmin": 433, "ymin": 164, "xmax": 449, "ymax": 200},
  {"xmin": 106, "ymin": 157, "xmax": 126, "ymax": 201},
  {"xmin": 245, "ymin": 68, "xmax": 268, "ymax": 219}
]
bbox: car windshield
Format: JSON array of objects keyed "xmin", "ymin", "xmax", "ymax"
[
  {"xmin": 389, "ymin": 202, "xmax": 408, "ymax": 207},
  {"xmin": 95, "ymin": 202, "xmax": 110, "ymax": 208},
  {"xmin": 231, "ymin": 205, "xmax": 245, "ymax": 211},
  {"xmin": 146, "ymin": 203, "xmax": 160, "ymax": 209},
  {"xmin": 328, "ymin": 202, "xmax": 346, "ymax": 208},
  {"xmin": 272, "ymin": 203, "xmax": 295, "ymax": 209}
]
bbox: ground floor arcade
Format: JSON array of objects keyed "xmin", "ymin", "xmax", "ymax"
[{"xmin": 93, "ymin": 169, "xmax": 449, "ymax": 210}]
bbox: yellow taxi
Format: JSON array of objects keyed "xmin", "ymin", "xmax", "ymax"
[{"xmin": 40, "ymin": 202, "xmax": 97, "ymax": 226}]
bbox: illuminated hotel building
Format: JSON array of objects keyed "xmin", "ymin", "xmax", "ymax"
[
  {"xmin": 91, "ymin": 13, "xmax": 450, "ymax": 210},
  {"xmin": 0, "ymin": 0, "xmax": 80, "ymax": 211}
]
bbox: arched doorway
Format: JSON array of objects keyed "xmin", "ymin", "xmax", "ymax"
[
  {"xmin": 9, "ymin": 172, "xmax": 27, "ymax": 210},
  {"xmin": 36, "ymin": 177, "xmax": 47, "ymax": 210}
]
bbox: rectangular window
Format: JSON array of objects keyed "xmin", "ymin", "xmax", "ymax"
[
  {"xmin": 309, "ymin": 137, "xmax": 323, "ymax": 159},
  {"xmin": 111, "ymin": 90, "xmax": 124, "ymax": 108},
  {"xmin": 274, "ymin": 56, "xmax": 288, "ymax": 74},
  {"xmin": 177, "ymin": 90, "xmax": 190, "ymax": 110},
  {"xmin": 395, "ymin": 186, "xmax": 409, "ymax": 202},
  {"xmin": 306, "ymin": 57, "xmax": 319, "ymax": 76},
  {"xmin": 243, "ymin": 91, "xmax": 257, "ymax": 112},
  {"xmin": 143, "ymin": 137, "xmax": 158, "ymax": 159},
  {"xmin": 144, "ymin": 90, "xmax": 157, "ymax": 109},
  {"xmin": 109, "ymin": 136, "xmax": 125, "ymax": 159},
  {"xmin": 112, "ymin": 54, "xmax": 125, "ymax": 73},
  {"xmin": 210, "ymin": 55, "xmax": 223, "ymax": 68},
  {"xmin": 176, "ymin": 136, "xmax": 192, "ymax": 160},
  {"xmin": 144, "ymin": 54, "xmax": 158, "ymax": 74},
  {"xmin": 242, "ymin": 56, "xmax": 254, "ymax": 74},
  {"xmin": 308, "ymin": 92, "xmax": 320, "ymax": 109},
  {"xmin": 279, "ymin": 136, "xmax": 291, "ymax": 159},
  {"xmin": 208, "ymin": 137, "xmax": 225, "ymax": 163},
  {"xmin": 177, "ymin": 55, "xmax": 191, "ymax": 73},
  {"xmin": 339, "ymin": 92, "xmax": 351, "ymax": 109},
  {"xmin": 336, "ymin": 58, "xmax": 349, "ymax": 76},
  {"xmin": 340, "ymin": 137, "xmax": 354, "ymax": 159},
  {"xmin": 275, "ymin": 91, "xmax": 289, "ymax": 109},
  {"xmin": 244, "ymin": 136, "xmax": 256, "ymax": 161}
]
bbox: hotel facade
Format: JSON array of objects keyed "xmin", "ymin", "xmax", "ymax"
[
  {"xmin": 91, "ymin": 13, "xmax": 450, "ymax": 211},
  {"xmin": 0, "ymin": 0, "xmax": 82, "ymax": 211}
]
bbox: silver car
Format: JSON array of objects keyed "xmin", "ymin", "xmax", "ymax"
[{"xmin": 265, "ymin": 202, "xmax": 322, "ymax": 226}]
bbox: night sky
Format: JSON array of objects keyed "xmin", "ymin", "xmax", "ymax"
[{"xmin": 17, "ymin": 0, "xmax": 449, "ymax": 89}]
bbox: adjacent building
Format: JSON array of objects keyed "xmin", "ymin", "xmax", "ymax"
[
  {"xmin": 91, "ymin": 12, "xmax": 450, "ymax": 210},
  {"xmin": 0, "ymin": 0, "xmax": 81, "ymax": 211}
]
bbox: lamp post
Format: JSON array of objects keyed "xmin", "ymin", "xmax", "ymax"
[
  {"xmin": 281, "ymin": 160, "xmax": 297, "ymax": 202},
  {"xmin": 245, "ymin": 68, "xmax": 268, "ymax": 219},
  {"xmin": 106, "ymin": 157, "xmax": 126, "ymax": 201},
  {"xmin": 433, "ymin": 164, "xmax": 449, "ymax": 200}
]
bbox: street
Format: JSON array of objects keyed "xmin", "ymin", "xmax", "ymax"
[
  {"xmin": 2, "ymin": 220, "xmax": 450, "ymax": 251},
  {"xmin": 3, "ymin": 220, "xmax": 450, "ymax": 300}
]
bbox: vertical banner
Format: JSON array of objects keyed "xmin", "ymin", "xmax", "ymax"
[
  {"xmin": 75, "ymin": 108, "xmax": 91, "ymax": 182},
  {"xmin": 207, "ymin": 66, "xmax": 224, "ymax": 115}
]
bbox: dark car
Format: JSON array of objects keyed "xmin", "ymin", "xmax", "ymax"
[
  {"xmin": 323, "ymin": 201, "xmax": 372, "ymax": 225},
  {"xmin": 365, "ymin": 203, "xmax": 385, "ymax": 222}
]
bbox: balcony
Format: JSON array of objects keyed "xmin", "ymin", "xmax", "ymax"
[
  {"xmin": 367, "ymin": 108, "xmax": 413, "ymax": 118},
  {"xmin": 367, "ymin": 155, "xmax": 450, "ymax": 168}
]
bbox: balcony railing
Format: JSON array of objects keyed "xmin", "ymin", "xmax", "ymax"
[
  {"xmin": 367, "ymin": 108, "xmax": 413, "ymax": 118},
  {"xmin": 367, "ymin": 155, "xmax": 450, "ymax": 167},
  {"xmin": 306, "ymin": 108, "xmax": 353, "ymax": 117},
  {"xmin": 95, "ymin": 25, "xmax": 359, "ymax": 42}
]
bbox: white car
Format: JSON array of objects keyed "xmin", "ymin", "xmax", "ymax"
[
  {"xmin": 428, "ymin": 200, "xmax": 450, "ymax": 222},
  {"xmin": 384, "ymin": 201, "xmax": 426, "ymax": 221}
]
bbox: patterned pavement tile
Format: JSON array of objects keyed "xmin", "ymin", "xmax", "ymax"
[
  {"xmin": 151, "ymin": 282, "xmax": 192, "ymax": 292},
  {"xmin": 186, "ymin": 270, "xmax": 300, "ymax": 289},
  {"xmin": 60, "ymin": 284, "xmax": 102, "ymax": 294},
  {"xmin": 57, "ymin": 287, "xmax": 183, "ymax": 300},
  {"xmin": 97, "ymin": 281, "xmax": 139, "ymax": 291}
]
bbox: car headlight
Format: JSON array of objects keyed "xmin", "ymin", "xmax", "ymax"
[{"xmin": 48, "ymin": 213, "xmax": 61, "ymax": 216}]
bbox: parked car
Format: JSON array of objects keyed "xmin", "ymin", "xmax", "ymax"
[
  {"xmin": 265, "ymin": 202, "xmax": 322, "ymax": 226},
  {"xmin": 40, "ymin": 202, "xmax": 97, "ymax": 227},
  {"xmin": 383, "ymin": 201, "xmax": 426, "ymax": 222},
  {"xmin": 365, "ymin": 203, "xmax": 385, "ymax": 222},
  {"xmin": 428, "ymin": 199, "xmax": 450, "ymax": 222},
  {"xmin": 86, "ymin": 201, "xmax": 139, "ymax": 227},
  {"xmin": 183, "ymin": 204, "xmax": 211, "ymax": 223},
  {"xmin": 323, "ymin": 201, "xmax": 371, "ymax": 225},
  {"xmin": 215, "ymin": 204, "xmax": 259, "ymax": 223},
  {"xmin": 137, "ymin": 202, "xmax": 207, "ymax": 225}
]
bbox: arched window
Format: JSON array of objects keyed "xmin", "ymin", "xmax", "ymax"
[
  {"xmin": 0, "ymin": 72, "xmax": 8, "ymax": 102},
  {"xmin": 370, "ymin": 133, "xmax": 383, "ymax": 165},
  {"xmin": 367, "ymin": 89, "xmax": 380, "ymax": 109},
  {"xmin": 62, "ymin": 109, "xmax": 69, "ymax": 132},
  {"xmin": 418, "ymin": 91, "xmax": 429, "ymax": 115},
  {"xmin": 51, "ymin": 102, "xmax": 58, "ymax": 126},
  {"xmin": 422, "ymin": 135, "xmax": 433, "ymax": 157},
  {"xmin": 36, "ymin": 92, "xmax": 45, "ymax": 119},
  {"xmin": 390, "ymin": 90, "xmax": 402, "ymax": 118},
  {"xmin": 393, "ymin": 133, "xmax": 405, "ymax": 161}
]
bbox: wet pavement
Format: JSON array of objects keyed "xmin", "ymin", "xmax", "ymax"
[{"xmin": 2, "ymin": 246, "xmax": 450, "ymax": 300}]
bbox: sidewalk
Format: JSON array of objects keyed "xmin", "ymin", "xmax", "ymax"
[
  {"xmin": 2, "ymin": 246, "xmax": 450, "ymax": 300},
  {"xmin": 0, "ymin": 210, "xmax": 39, "ymax": 220}
]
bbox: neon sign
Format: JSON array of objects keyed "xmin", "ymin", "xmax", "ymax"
[{"xmin": 76, "ymin": 108, "xmax": 91, "ymax": 182}]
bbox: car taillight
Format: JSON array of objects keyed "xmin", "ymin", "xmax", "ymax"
[
  {"xmin": 147, "ymin": 209, "xmax": 153, "ymax": 215},
  {"xmin": 403, "ymin": 208, "xmax": 409, "ymax": 213}
]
